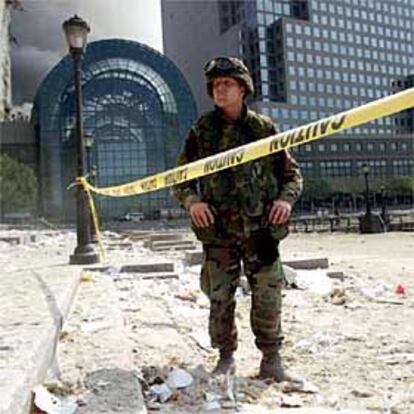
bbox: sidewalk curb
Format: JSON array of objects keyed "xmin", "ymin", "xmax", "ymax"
[{"xmin": 0, "ymin": 263, "xmax": 81, "ymax": 414}]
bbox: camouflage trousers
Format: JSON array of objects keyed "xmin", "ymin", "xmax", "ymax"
[{"xmin": 200, "ymin": 239, "xmax": 284, "ymax": 355}]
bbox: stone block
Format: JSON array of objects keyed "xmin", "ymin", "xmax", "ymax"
[
  {"xmin": 121, "ymin": 263, "xmax": 174, "ymax": 273},
  {"xmin": 151, "ymin": 244, "xmax": 197, "ymax": 252},
  {"xmin": 184, "ymin": 250, "xmax": 203, "ymax": 266},
  {"xmin": 139, "ymin": 272, "xmax": 178, "ymax": 280},
  {"xmin": 150, "ymin": 239, "xmax": 194, "ymax": 248},
  {"xmin": 106, "ymin": 242, "xmax": 133, "ymax": 250},
  {"xmin": 327, "ymin": 271, "xmax": 345, "ymax": 281},
  {"xmin": 0, "ymin": 235, "xmax": 22, "ymax": 244},
  {"xmin": 283, "ymin": 257, "xmax": 329, "ymax": 270},
  {"xmin": 149, "ymin": 233, "xmax": 184, "ymax": 242}
]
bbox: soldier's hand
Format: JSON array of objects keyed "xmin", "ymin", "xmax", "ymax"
[
  {"xmin": 268, "ymin": 200, "xmax": 292, "ymax": 224},
  {"xmin": 189, "ymin": 202, "xmax": 215, "ymax": 228}
]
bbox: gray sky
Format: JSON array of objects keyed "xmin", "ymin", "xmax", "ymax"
[{"xmin": 11, "ymin": 0, "xmax": 163, "ymax": 104}]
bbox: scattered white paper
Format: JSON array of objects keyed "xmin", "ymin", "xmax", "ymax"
[
  {"xmin": 166, "ymin": 368, "xmax": 194, "ymax": 389},
  {"xmin": 33, "ymin": 385, "xmax": 77, "ymax": 414}
]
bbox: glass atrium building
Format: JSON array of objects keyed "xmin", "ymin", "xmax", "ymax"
[{"xmin": 33, "ymin": 39, "xmax": 197, "ymax": 220}]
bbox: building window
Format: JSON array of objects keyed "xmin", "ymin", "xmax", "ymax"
[{"xmin": 320, "ymin": 160, "xmax": 352, "ymax": 177}]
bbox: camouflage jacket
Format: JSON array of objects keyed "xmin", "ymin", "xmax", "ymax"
[{"xmin": 172, "ymin": 105, "xmax": 303, "ymax": 241}]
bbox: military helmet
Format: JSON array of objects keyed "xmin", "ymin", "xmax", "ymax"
[{"xmin": 204, "ymin": 56, "xmax": 255, "ymax": 97}]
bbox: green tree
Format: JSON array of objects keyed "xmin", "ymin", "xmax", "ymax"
[
  {"xmin": 0, "ymin": 154, "xmax": 37, "ymax": 213},
  {"xmin": 386, "ymin": 176, "xmax": 414, "ymax": 196},
  {"xmin": 301, "ymin": 178, "xmax": 332, "ymax": 200}
]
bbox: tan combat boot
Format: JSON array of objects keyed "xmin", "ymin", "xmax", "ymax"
[
  {"xmin": 259, "ymin": 351, "xmax": 301, "ymax": 383},
  {"xmin": 212, "ymin": 350, "xmax": 235, "ymax": 375}
]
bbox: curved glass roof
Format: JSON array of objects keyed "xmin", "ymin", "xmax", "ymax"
[{"xmin": 33, "ymin": 39, "xmax": 197, "ymax": 219}]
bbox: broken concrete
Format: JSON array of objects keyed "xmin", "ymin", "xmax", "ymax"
[
  {"xmin": 151, "ymin": 244, "xmax": 197, "ymax": 252},
  {"xmin": 150, "ymin": 239, "xmax": 195, "ymax": 249},
  {"xmin": 0, "ymin": 232, "xmax": 38, "ymax": 245},
  {"xmin": 184, "ymin": 250, "xmax": 203, "ymax": 266},
  {"xmin": 184, "ymin": 252, "xmax": 329, "ymax": 270},
  {"xmin": 283, "ymin": 257, "xmax": 329, "ymax": 269},
  {"xmin": 121, "ymin": 263, "xmax": 175, "ymax": 273},
  {"xmin": 139, "ymin": 272, "xmax": 178, "ymax": 280},
  {"xmin": 142, "ymin": 233, "xmax": 185, "ymax": 247}
]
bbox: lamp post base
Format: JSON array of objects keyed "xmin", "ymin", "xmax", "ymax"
[
  {"xmin": 70, "ymin": 243, "xmax": 100, "ymax": 265},
  {"xmin": 358, "ymin": 212, "xmax": 386, "ymax": 234}
]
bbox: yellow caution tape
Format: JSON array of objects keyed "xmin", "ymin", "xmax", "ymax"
[
  {"xmin": 82, "ymin": 87, "xmax": 414, "ymax": 197},
  {"xmin": 80, "ymin": 270, "xmax": 94, "ymax": 282},
  {"xmin": 79, "ymin": 176, "xmax": 106, "ymax": 262}
]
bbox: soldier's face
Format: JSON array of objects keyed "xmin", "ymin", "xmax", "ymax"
[{"xmin": 212, "ymin": 77, "xmax": 245, "ymax": 108}]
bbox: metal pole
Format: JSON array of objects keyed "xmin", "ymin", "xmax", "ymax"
[
  {"xmin": 85, "ymin": 145, "xmax": 92, "ymax": 177},
  {"xmin": 70, "ymin": 52, "xmax": 99, "ymax": 264},
  {"xmin": 87, "ymin": 149, "xmax": 98, "ymax": 244},
  {"xmin": 381, "ymin": 186, "xmax": 387, "ymax": 223},
  {"xmin": 364, "ymin": 171, "xmax": 371, "ymax": 216}
]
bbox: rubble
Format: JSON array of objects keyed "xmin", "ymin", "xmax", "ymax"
[
  {"xmin": 294, "ymin": 269, "xmax": 333, "ymax": 295},
  {"xmin": 149, "ymin": 383, "xmax": 173, "ymax": 403},
  {"xmin": 282, "ymin": 380, "xmax": 319, "ymax": 394},
  {"xmin": 166, "ymin": 368, "xmax": 194, "ymax": 389},
  {"xmin": 32, "ymin": 385, "xmax": 78, "ymax": 414},
  {"xmin": 2, "ymin": 229, "xmax": 413, "ymax": 414},
  {"xmin": 283, "ymin": 257, "xmax": 329, "ymax": 270}
]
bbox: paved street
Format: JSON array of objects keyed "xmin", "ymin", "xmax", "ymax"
[{"xmin": 1, "ymin": 228, "xmax": 413, "ymax": 413}]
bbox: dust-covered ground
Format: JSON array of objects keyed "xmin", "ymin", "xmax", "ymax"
[{"xmin": 112, "ymin": 232, "xmax": 414, "ymax": 413}]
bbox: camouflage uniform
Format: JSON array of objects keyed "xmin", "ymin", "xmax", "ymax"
[{"xmin": 172, "ymin": 105, "xmax": 303, "ymax": 356}]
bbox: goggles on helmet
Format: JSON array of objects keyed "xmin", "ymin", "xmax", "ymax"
[{"xmin": 204, "ymin": 57, "xmax": 243, "ymax": 76}]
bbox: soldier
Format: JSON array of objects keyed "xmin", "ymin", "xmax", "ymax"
[{"xmin": 172, "ymin": 57, "xmax": 303, "ymax": 381}]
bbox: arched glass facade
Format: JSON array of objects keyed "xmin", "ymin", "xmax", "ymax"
[{"xmin": 32, "ymin": 39, "xmax": 196, "ymax": 220}]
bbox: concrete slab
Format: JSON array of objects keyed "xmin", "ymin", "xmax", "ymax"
[
  {"xmin": 106, "ymin": 242, "xmax": 134, "ymax": 250},
  {"xmin": 0, "ymin": 235, "xmax": 21, "ymax": 244},
  {"xmin": 128, "ymin": 233, "xmax": 184, "ymax": 244},
  {"xmin": 0, "ymin": 232, "xmax": 38, "ymax": 245},
  {"xmin": 151, "ymin": 244, "xmax": 197, "ymax": 252},
  {"xmin": 121, "ymin": 231, "xmax": 152, "ymax": 240},
  {"xmin": 150, "ymin": 239, "xmax": 195, "ymax": 249},
  {"xmin": 283, "ymin": 257, "xmax": 329, "ymax": 269},
  {"xmin": 139, "ymin": 272, "xmax": 178, "ymax": 280},
  {"xmin": 185, "ymin": 250, "xmax": 203, "ymax": 266},
  {"xmin": 148, "ymin": 233, "xmax": 184, "ymax": 242},
  {"xmin": 0, "ymin": 262, "xmax": 81, "ymax": 414},
  {"xmin": 327, "ymin": 271, "xmax": 346, "ymax": 280},
  {"xmin": 184, "ymin": 252, "xmax": 329, "ymax": 271},
  {"xmin": 122, "ymin": 263, "xmax": 175, "ymax": 273}
]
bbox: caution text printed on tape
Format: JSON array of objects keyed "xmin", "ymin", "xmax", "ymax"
[{"xmin": 82, "ymin": 88, "xmax": 414, "ymax": 197}]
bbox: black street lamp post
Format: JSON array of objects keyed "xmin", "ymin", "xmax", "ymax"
[
  {"xmin": 84, "ymin": 132, "xmax": 94, "ymax": 178},
  {"xmin": 362, "ymin": 164, "xmax": 371, "ymax": 216},
  {"xmin": 359, "ymin": 163, "xmax": 385, "ymax": 233},
  {"xmin": 63, "ymin": 15, "xmax": 99, "ymax": 265},
  {"xmin": 380, "ymin": 184, "xmax": 388, "ymax": 227},
  {"xmin": 84, "ymin": 132, "xmax": 98, "ymax": 243}
]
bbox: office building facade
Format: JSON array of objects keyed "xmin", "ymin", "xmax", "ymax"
[{"xmin": 162, "ymin": 0, "xmax": 414, "ymax": 182}]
